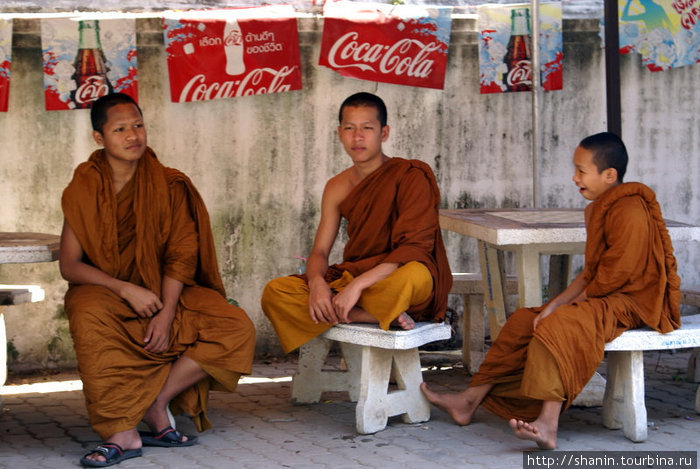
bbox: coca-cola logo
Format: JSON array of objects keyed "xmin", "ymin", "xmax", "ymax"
[
  {"xmin": 178, "ymin": 66, "xmax": 297, "ymax": 102},
  {"xmin": 327, "ymin": 31, "xmax": 440, "ymax": 79},
  {"xmin": 75, "ymin": 75, "xmax": 110, "ymax": 104},
  {"xmin": 224, "ymin": 29, "xmax": 242, "ymax": 47},
  {"xmin": 506, "ymin": 60, "xmax": 531, "ymax": 87}
]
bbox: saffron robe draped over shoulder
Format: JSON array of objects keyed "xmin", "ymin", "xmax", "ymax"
[
  {"xmin": 62, "ymin": 148, "xmax": 255, "ymax": 439},
  {"xmin": 470, "ymin": 182, "xmax": 681, "ymax": 421},
  {"xmin": 261, "ymin": 157, "xmax": 452, "ymax": 353},
  {"xmin": 327, "ymin": 157, "xmax": 452, "ymax": 321}
]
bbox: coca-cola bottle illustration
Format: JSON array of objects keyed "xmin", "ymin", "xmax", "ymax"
[
  {"xmin": 503, "ymin": 8, "xmax": 532, "ymax": 92},
  {"xmin": 70, "ymin": 20, "xmax": 113, "ymax": 108},
  {"xmin": 223, "ymin": 19, "xmax": 245, "ymax": 76}
]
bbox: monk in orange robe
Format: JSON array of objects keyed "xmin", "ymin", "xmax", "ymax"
[
  {"xmin": 59, "ymin": 93, "xmax": 255, "ymax": 467},
  {"xmin": 422, "ymin": 132, "xmax": 681, "ymax": 449},
  {"xmin": 262, "ymin": 92, "xmax": 452, "ymax": 354}
]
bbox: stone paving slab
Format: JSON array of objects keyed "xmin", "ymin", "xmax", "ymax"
[{"xmin": 0, "ymin": 350, "xmax": 698, "ymax": 468}]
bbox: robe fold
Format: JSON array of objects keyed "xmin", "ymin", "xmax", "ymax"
[
  {"xmin": 471, "ymin": 182, "xmax": 681, "ymax": 421},
  {"xmin": 62, "ymin": 147, "xmax": 255, "ymax": 439},
  {"xmin": 262, "ymin": 157, "xmax": 452, "ymax": 352}
]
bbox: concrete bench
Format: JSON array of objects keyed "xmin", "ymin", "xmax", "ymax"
[
  {"xmin": 0, "ymin": 285, "xmax": 45, "ymax": 305},
  {"xmin": 291, "ymin": 322, "xmax": 451, "ymax": 434},
  {"xmin": 1, "ymin": 285, "xmax": 46, "ymax": 391},
  {"xmin": 601, "ymin": 314, "xmax": 700, "ymax": 442},
  {"xmin": 449, "ymin": 273, "xmax": 518, "ymax": 373}
]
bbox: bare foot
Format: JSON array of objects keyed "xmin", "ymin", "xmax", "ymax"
[
  {"xmin": 391, "ymin": 312, "xmax": 415, "ymax": 330},
  {"xmin": 509, "ymin": 418, "xmax": 557, "ymax": 450},
  {"xmin": 420, "ymin": 383, "xmax": 480, "ymax": 425},
  {"xmin": 84, "ymin": 429, "xmax": 141, "ymax": 463}
]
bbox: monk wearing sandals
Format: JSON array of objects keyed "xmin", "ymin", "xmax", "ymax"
[{"xmin": 59, "ymin": 93, "xmax": 255, "ymax": 467}]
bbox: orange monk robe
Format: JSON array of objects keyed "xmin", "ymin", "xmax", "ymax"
[
  {"xmin": 263, "ymin": 157, "xmax": 452, "ymax": 352},
  {"xmin": 470, "ymin": 182, "xmax": 681, "ymax": 421},
  {"xmin": 62, "ymin": 148, "xmax": 255, "ymax": 439}
]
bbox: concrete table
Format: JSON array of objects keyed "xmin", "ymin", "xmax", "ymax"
[
  {"xmin": 439, "ymin": 209, "xmax": 699, "ymax": 339},
  {"xmin": 0, "ymin": 232, "xmax": 60, "ymax": 387}
]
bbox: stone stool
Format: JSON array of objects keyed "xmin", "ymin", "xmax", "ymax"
[{"xmin": 291, "ymin": 322, "xmax": 451, "ymax": 434}]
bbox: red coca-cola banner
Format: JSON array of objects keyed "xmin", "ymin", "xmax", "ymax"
[
  {"xmin": 0, "ymin": 18, "xmax": 11, "ymax": 112},
  {"xmin": 319, "ymin": 2, "xmax": 452, "ymax": 90},
  {"xmin": 163, "ymin": 6, "xmax": 302, "ymax": 103},
  {"xmin": 41, "ymin": 16, "xmax": 138, "ymax": 111}
]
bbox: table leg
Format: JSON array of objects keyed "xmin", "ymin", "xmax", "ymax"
[
  {"xmin": 478, "ymin": 242, "xmax": 508, "ymax": 339},
  {"xmin": 548, "ymin": 254, "xmax": 572, "ymax": 300},
  {"xmin": 516, "ymin": 247, "xmax": 543, "ymax": 308}
]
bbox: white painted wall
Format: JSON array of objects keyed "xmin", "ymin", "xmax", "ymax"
[{"xmin": 1, "ymin": 14, "xmax": 697, "ymax": 370}]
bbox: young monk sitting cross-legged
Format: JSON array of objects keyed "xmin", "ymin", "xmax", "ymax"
[
  {"xmin": 261, "ymin": 92, "xmax": 452, "ymax": 354},
  {"xmin": 422, "ymin": 132, "xmax": 681, "ymax": 450}
]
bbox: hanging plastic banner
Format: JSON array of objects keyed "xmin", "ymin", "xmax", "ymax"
[
  {"xmin": 319, "ymin": 2, "xmax": 452, "ymax": 90},
  {"xmin": 0, "ymin": 18, "xmax": 12, "ymax": 112},
  {"xmin": 478, "ymin": 2, "xmax": 563, "ymax": 94},
  {"xmin": 162, "ymin": 6, "xmax": 302, "ymax": 103},
  {"xmin": 619, "ymin": 0, "xmax": 700, "ymax": 71},
  {"xmin": 41, "ymin": 16, "xmax": 137, "ymax": 111}
]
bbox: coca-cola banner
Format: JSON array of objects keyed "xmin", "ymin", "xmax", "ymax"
[
  {"xmin": 619, "ymin": 0, "xmax": 700, "ymax": 71},
  {"xmin": 319, "ymin": 2, "xmax": 452, "ymax": 90},
  {"xmin": 41, "ymin": 16, "xmax": 137, "ymax": 111},
  {"xmin": 162, "ymin": 6, "xmax": 302, "ymax": 103},
  {"xmin": 0, "ymin": 18, "xmax": 11, "ymax": 112},
  {"xmin": 478, "ymin": 2, "xmax": 563, "ymax": 94}
]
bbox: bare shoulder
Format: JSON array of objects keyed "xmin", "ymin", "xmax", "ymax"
[{"xmin": 324, "ymin": 167, "xmax": 356, "ymax": 205}]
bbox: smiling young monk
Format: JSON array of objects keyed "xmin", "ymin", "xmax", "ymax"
[
  {"xmin": 261, "ymin": 92, "xmax": 452, "ymax": 354},
  {"xmin": 422, "ymin": 132, "xmax": 681, "ymax": 449},
  {"xmin": 59, "ymin": 93, "xmax": 255, "ymax": 467}
]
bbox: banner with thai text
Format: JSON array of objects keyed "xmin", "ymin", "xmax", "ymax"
[
  {"xmin": 41, "ymin": 16, "xmax": 137, "ymax": 111},
  {"xmin": 0, "ymin": 18, "xmax": 12, "ymax": 112},
  {"xmin": 162, "ymin": 6, "xmax": 302, "ymax": 103},
  {"xmin": 478, "ymin": 2, "xmax": 563, "ymax": 94},
  {"xmin": 619, "ymin": 0, "xmax": 700, "ymax": 71},
  {"xmin": 319, "ymin": 2, "xmax": 452, "ymax": 90}
]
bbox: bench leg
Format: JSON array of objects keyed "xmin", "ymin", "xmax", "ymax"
[
  {"xmin": 602, "ymin": 351, "xmax": 647, "ymax": 442},
  {"xmin": 355, "ymin": 347, "xmax": 430, "ymax": 434},
  {"xmin": 291, "ymin": 337, "xmax": 361, "ymax": 404},
  {"xmin": 461, "ymin": 293, "xmax": 485, "ymax": 374}
]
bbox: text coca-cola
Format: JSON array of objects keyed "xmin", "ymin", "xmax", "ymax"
[
  {"xmin": 178, "ymin": 66, "xmax": 297, "ymax": 102},
  {"xmin": 327, "ymin": 32, "xmax": 440, "ymax": 79}
]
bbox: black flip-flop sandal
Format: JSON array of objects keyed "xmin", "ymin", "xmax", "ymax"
[
  {"xmin": 80, "ymin": 442, "xmax": 142, "ymax": 467},
  {"xmin": 139, "ymin": 426, "xmax": 197, "ymax": 447}
]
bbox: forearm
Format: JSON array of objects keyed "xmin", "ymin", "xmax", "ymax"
[
  {"xmin": 60, "ymin": 258, "xmax": 127, "ymax": 297},
  {"xmin": 160, "ymin": 275, "xmax": 184, "ymax": 316},
  {"xmin": 349, "ymin": 262, "xmax": 400, "ymax": 291},
  {"xmin": 306, "ymin": 251, "xmax": 329, "ymax": 287},
  {"xmin": 547, "ymin": 271, "xmax": 588, "ymax": 309}
]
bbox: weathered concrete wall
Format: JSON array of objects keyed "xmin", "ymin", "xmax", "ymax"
[{"xmin": 1, "ymin": 14, "xmax": 698, "ymax": 370}]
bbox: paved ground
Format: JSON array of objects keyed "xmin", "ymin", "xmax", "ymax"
[{"xmin": 1, "ymin": 349, "xmax": 698, "ymax": 469}]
